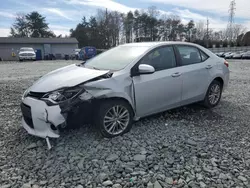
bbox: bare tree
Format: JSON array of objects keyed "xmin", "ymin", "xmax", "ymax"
[
  {"xmin": 95, "ymin": 9, "xmax": 106, "ymax": 23},
  {"xmin": 220, "ymin": 29, "xmax": 228, "ymax": 41},
  {"xmin": 195, "ymin": 21, "xmax": 205, "ymax": 40},
  {"xmin": 147, "ymin": 6, "xmax": 159, "ymax": 18},
  {"xmin": 109, "ymin": 11, "xmax": 124, "ymax": 46},
  {"xmin": 233, "ymin": 24, "xmax": 247, "ymax": 41}
]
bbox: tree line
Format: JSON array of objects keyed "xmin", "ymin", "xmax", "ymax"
[
  {"xmin": 70, "ymin": 7, "xmax": 248, "ymax": 48},
  {"xmin": 10, "ymin": 8, "xmax": 249, "ymax": 48}
]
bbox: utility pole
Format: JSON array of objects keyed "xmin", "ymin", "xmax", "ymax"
[
  {"xmin": 206, "ymin": 18, "xmax": 209, "ymax": 47},
  {"xmin": 105, "ymin": 8, "xmax": 108, "ymax": 47},
  {"xmin": 105, "ymin": 8, "xmax": 108, "ymax": 20},
  {"xmin": 228, "ymin": 0, "xmax": 236, "ymax": 43}
]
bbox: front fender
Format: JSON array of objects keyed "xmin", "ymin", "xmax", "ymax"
[{"xmin": 82, "ymin": 74, "xmax": 136, "ymax": 112}]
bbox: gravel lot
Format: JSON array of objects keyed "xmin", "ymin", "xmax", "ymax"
[{"xmin": 1, "ymin": 60, "xmax": 250, "ymax": 188}]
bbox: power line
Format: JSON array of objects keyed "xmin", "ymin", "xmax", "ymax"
[{"xmin": 227, "ymin": 0, "xmax": 236, "ymax": 42}]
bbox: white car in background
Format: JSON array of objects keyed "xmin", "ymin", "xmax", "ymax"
[
  {"xmin": 71, "ymin": 49, "xmax": 81, "ymax": 60},
  {"xmin": 19, "ymin": 47, "xmax": 36, "ymax": 61}
]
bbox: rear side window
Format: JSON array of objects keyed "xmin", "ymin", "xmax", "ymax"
[
  {"xmin": 200, "ymin": 50, "xmax": 209, "ymax": 61},
  {"xmin": 176, "ymin": 45, "xmax": 202, "ymax": 66}
]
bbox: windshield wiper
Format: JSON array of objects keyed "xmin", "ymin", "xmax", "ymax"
[
  {"xmin": 92, "ymin": 66, "xmax": 100, "ymax": 70},
  {"xmin": 76, "ymin": 61, "xmax": 86, "ymax": 67},
  {"xmin": 76, "ymin": 62, "xmax": 101, "ymax": 70},
  {"xmin": 85, "ymin": 65, "xmax": 100, "ymax": 70}
]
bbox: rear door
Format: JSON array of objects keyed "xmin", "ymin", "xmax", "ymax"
[
  {"xmin": 174, "ymin": 45, "xmax": 212, "ymax": 104},
  {"xmin": 132, "ymin": 45, "xmax": 183, "ymax": 117}
]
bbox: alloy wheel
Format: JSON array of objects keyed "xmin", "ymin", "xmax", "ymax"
[
  {"xmin": 103, "ymin": 105, "xmax": 130, "ymax": 135},
  {"xmin": 208, "ymin": 84, "xmax": 221, "ymax": 105}
]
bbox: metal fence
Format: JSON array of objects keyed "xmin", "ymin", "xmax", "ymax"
[{"xmin": 208, "ymin": 46, "xmax": 250, "ymax": 53}]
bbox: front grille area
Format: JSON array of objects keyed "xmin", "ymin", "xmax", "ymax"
[
  {"xmin": 27, "ymin": 91, "xmax": 45, "ymax": 99},
  {"xmin": 21, "ymin": 103, "xmax": 34, "ymax": 129},
  {"xmin": 21, "ymin": 53, "xmax": 34, "ymax": 56}
]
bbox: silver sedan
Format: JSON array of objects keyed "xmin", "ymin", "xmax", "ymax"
[{"xmin": 21, "ymin": 42, "xmax": 229, "ymax": 139}]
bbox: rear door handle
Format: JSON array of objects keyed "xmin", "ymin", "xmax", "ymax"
[
  {"xmin": 206, "ymin": 65, "xmax": 213, "ymax": 69},
  {"xmin": 172, "ymin": 72, "xmax": 182, "ymax": 77}
]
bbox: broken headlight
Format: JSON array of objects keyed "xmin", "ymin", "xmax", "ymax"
[
  {"xmin": 42, "ymin": 87, "xmax": 84, "ymax": 104},
  {"xmin": 22, "ymin": 89, "xmax": 29, "ymax": 101}
]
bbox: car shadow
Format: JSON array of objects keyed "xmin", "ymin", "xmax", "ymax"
[
  {"xmin": 16, "ymin": 99, "xmax": 244, "ymax": 151},
  {"xmin": 138, "ymin": 102, "xmax": 223, "ymax": 122}
]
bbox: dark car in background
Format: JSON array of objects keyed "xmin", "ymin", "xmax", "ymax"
[
  {"xmin": 79, "ymin": 46, "xmax": 97, "ymax": 60},
  {"xmin": 232, "ymin": 51, "xmax": 244, "ymax": 59},
  {"xmin": 242, "ymin": 51, "xmax": 250, "ymax": 59},
  {"xmin": 217, "ymin": 52, "xmax": 225, "ymax": 57},
  {"xmin": 224, "ymin": 52, "xmax": 234, "ymax": 59}
]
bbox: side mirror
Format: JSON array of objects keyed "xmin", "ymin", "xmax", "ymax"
[{"xmin": 138, "ymin": 64, "xmax": 155, "ymax": 74}]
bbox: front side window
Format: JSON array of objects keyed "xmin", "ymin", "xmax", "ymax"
[
  {"xmin": 140, "ymin": 46, "xmax": 176, "ymax": 71},
  {"xmin": 176, "ymin": 46, "xmax": 202, "ymax": 66}
]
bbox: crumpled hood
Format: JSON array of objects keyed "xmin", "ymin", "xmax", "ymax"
[{"xmin": 29, "ymin": 64, "xmax": 109, "ymax": 92}]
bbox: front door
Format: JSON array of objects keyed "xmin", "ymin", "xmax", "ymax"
[{"xmin": 132, "ymin": 45, "xmax": 183, "ymax": 117}]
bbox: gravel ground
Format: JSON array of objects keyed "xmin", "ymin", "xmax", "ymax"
[{"xmin": 1, "ymin": 60, "xmax": 250, "ymax": 188}]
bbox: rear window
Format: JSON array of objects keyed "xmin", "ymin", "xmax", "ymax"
[
  {"xmin": 200, "ymin": 50, "xmax": 209, "ymax": 61},
  {"xmin": 20, "ymin": 48, "xmax": 34, "ymax": 52},
  {"xmin": 176, "ymin": 45, "xmax": 202, "ymax": 66}
]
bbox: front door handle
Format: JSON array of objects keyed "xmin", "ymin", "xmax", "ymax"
[
  {"xmin": 206, "ymin": 65, "xmax": 213, "ymax": 69},
  {"xmin": 172, "ymin": 72, "xmax": 182, "ymax": 77}
]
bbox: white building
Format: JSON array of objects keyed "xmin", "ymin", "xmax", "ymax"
[{"xmin": 0, "ymin": 37, "xmax": 78, "ymax": 61}]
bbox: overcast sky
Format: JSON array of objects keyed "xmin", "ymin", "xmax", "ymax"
[{"xmin": 0, "ymin": 0, "xmax": 249, "ymax": 37}]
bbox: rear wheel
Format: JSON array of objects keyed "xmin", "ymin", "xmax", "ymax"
[
  {"xmin": 203, "ymin": 80, "xmax": 222, "ymax": 108},
  {"xmin": 95, "ymin": 100, "xmax": 133, "ymax": 138}
]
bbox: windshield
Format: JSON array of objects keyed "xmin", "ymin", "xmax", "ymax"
[
  {"xmin": 84, "ymin": 45, "xmax": 150, "ymax": 70},
  {"xmin": 20, "ymin": 48, "xmax": 34, "ymax": 52}
]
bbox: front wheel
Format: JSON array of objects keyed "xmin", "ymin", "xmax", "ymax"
[
  {"xmin": 203, "ymin": 80, "xmax": 222, "ymax": 108},
  {"xmin": 95, "ymin": 100, "xmax": 133, "ymax": 138}
]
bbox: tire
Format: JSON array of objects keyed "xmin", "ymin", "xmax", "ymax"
[
  {"xmin": 203, "ymin": 80, "xmax": 222, "ymax": 108},
  {"xmin": 19, "ymin": 59, "xmax": 22, "ymax": 62},
  {"xmin": 95, "ymin": 99, "xmax": 133, "ymax": 138}
]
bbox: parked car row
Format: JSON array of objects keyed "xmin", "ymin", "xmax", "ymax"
[
  {"xmin": 16, "ymin": 46, "xmax": 100, "ymax": 62},
  {"xmin": 215, "ymin": 51, "xmax": 250, "ymax": 59}
]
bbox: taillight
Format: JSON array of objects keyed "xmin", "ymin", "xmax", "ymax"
[{"xmin": 224, "ymin": 61, "xmax": 229, "ymax": 67}]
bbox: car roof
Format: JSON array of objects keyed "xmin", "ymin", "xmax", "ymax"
[{"xmin": 121, "ymin": 41, "xmax": 202, "ymax": 48}]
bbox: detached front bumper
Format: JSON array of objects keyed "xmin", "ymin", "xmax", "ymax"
[{"xmin": 21, "ymin": 97, "xmax": 65, "ymax": 138}]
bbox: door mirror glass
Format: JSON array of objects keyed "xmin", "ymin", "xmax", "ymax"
[{"xmin": 138, "ymin": 64, "xmax": 155, "ymax": 74}]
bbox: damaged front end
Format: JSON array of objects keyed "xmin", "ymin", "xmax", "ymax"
[{"xmin": 20, "ymin": 72, "xmax": 113, "ymax": 139}]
